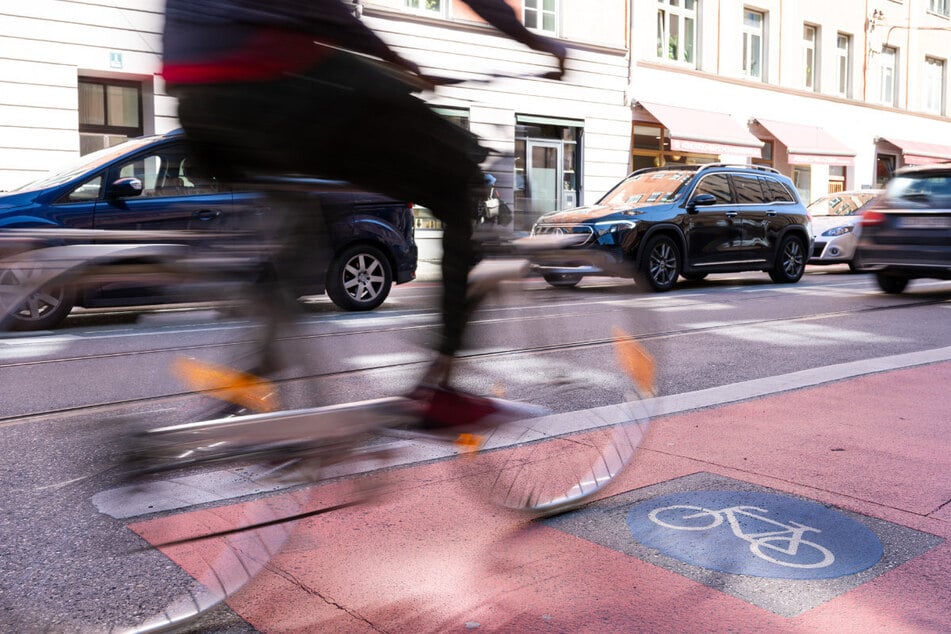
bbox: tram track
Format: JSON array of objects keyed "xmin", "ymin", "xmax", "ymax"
[{"xmin": 1, "ymin": 291, "xmax": 946, "ymax": 427}]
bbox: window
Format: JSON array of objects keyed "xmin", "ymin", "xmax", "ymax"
[
  {"xmin": 924, "ymin": 57, "xmax": 946, "ymax": 115},
  {"xmin": 835, "ymin": 33, "xmax": 852, "ymax": 97},
  {"xmin": 524, "ymin": 0, "xmax": 557, "ymax": 34},
  {"xmin": 742, "ymin": 9, "xmax": 765, "ymax": 81},
  {"xmin": 761, "ymin": 177, "xmax": 795, "ymax": 203},
  {"xmin": 732, "ymin": 175, "xmax": 765, "ymax": 203},
  {"xmin": 793, "ymin": 166, "xmax": 811, "ymax": 204},
  {"xmin": 656, "ymin": 0, "xmax": 698, "ymax": 65},
  {"xmin": 78, "ymin": 78, "xmax": 142, "ymax": 155},
  {"xmin": 405, "ymin": 0, "xmax": 443, "ymax": 15},
  {"xmin": 693, "ymin": 174, "xmax": 732, "ymax": 204},
  {"xmin": 115, "ymin": 147, "xmax": 218, "ymax": 198},
  {"xmin": 928, "ymin": 0, "xmax": 949, "ymax": 17},
  {"xmin": 879, "ymin": 46, "xmax": 899, "ymax": 106},
  {"xmin": 803, "ymin": 24, "xmax": 818, "ymax": 91}
]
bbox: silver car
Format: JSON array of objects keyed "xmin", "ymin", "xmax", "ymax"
[{"xmin": 808, "ymin": 190, "xmax": 882, "ymax": 271}]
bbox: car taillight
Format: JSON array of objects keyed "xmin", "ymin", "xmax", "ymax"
[{"xmin": 860, "ymin": 210, "xmax": 886, "ymax": 226}]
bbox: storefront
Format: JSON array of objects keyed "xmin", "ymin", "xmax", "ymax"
[
  {"xmin": 631, "ymin": 102, "xmax": 763, "ymax": 170},
  {"xmin": 513, "ymin": 115, "xmax": 583, "ymax": 231},
  {"xmin": 750, "ymin": 119, "xmax": 856, "ymax": 203},
  {"xmin": 874, "ymin": 137, "xmax": 951, "ymax": 186}
]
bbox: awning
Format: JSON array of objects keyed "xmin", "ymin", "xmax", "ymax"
[
  {"xmin": 877, "ymin": 137, "xmax": 951, "ymax": 165},
  {"xmin": 753, "ymin": 118, "xmax": 855, "ymax": 166},
  {"xmin": 635, "ymin": 101, "xmax": 763, "ymax": 157}
]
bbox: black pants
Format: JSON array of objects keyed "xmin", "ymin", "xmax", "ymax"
[{"xmin": 171, "ymin": 51, "xmax": 487, "ymax": 357}]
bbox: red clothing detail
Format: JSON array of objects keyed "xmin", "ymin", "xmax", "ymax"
[{"xmin": 162, "ymin": 29, "xmax": 331, "ymax": 84}]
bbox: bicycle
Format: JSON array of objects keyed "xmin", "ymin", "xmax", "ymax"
[
  {"xmin": 1, "ymin": 207, "xmax": 660, "ymax": 632},
  {"xmin": 648, "ymin": 504, "xmax": 835, "ymax": 569}
]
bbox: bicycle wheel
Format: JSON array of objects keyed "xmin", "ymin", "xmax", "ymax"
[
  {"xmin": 447, "ymin": 256, "xmax": 662, "ymax": 516},
  {"xmin": 749, "ymin": 536, "xmax": 835, "ymax": 569},
  {"xmin": 648, "ymin": 505, "xmax": 722, "ymax": 530}
]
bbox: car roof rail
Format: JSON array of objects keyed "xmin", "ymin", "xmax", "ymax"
[{"xmin": 696, "ymin": 163, "xmax": 782, "ymax": 175}]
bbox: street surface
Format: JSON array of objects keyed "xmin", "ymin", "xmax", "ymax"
[{"xmin": 1, "ymin": 265, "xmax": 949, "ymax": 632}]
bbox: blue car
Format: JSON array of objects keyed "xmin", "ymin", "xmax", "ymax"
[{"xmin": 0, "ymin": 130, "xmax": 417, "ymax": 329}]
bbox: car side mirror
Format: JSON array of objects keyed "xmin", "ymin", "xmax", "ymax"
[
  {"xmin": 687, "ymin": 193, "xmax": 717, "ymax": 213},
  {"xmin": 108, "ymin": 177, "xmax": 143, "ymax": 199}
]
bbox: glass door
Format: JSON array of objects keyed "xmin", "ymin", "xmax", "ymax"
[{"xmin": 526, "ymin": 140, "xmax": 563, "ymax": 217}]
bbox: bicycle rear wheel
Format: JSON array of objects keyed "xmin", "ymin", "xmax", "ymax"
[{"xmin": 448, "ymin": 259, "xmax": 659, "ymax": 515}]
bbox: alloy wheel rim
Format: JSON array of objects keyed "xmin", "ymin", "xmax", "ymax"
[
  {"xmin": 783, "ymin": 241, "xmax": 804, "ymax": 276},
  {"xmin": 650, "ymin": 242, "xmax": 677, "ymax": 286},
  {"xmin": 342, "ymin": 254, "xmax": 385, "ymax": 301}
]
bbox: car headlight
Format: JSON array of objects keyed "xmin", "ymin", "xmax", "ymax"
[
  {"xmin": 821, "ymin": 225, "xmax": 854, "ymax": 237},
  {"xmin": 594, "ymin": 220, "xmax": 637, "ymax": 245}
]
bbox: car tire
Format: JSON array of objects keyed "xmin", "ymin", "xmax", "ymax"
[
  {"xmin": 681, "ymin": 272, "xmax": 708, "ymax": 282},
  {"xmin": 768, "ymin": 235, "xmax": 806, "ymax": 283},
  {"xmin": 640, "ymin": 234, "xmax": 681, "ymax": 292},
  {"xmin": 543, "ymin": 273, "xmax": 582, "ymax": 288},
  {"xmin": 875, "ymin": 272, "xmax": 909, "ymax": 294},
  {"xmin": 326, "ymin": 244, "xmax": 393, "ymax": 311},
  {"xmin": 0, "ymin": 277, "xmax": 75, "ymax": 331}
]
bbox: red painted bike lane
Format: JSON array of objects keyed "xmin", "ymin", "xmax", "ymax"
[{"xmin": 133, "ymin": 361, "xmax": 951, "ymax": 633}]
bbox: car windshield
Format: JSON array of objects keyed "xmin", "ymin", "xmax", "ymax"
[
  {"xmin": 886, "ymin": 172, "xmax": 951, "ymax": 201},
  {"xmin": 10, "ymin": 136, "xmax": 158, "ymax": 193},
  {"xmin": 598, "ymin": 170, "xmax": 694, "ymax": 207},
  {"xmin": 808, "ymin": 192, "xmax": 879, "ymax": 216}
]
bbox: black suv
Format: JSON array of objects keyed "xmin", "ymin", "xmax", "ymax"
[
  {"xmin": 854, "ymin": 163, "xmax": 951, "ymax": 293},
  {"xmin": 531, "ymin": 164, "xmax": 812, "ymax": 291}
]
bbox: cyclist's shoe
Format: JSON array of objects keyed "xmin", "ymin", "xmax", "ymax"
[{"xmin": 403, "ymin": 384, "xmax": 547, "ymax": 434}]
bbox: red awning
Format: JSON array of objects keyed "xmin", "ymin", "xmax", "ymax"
[
  {"xmin": 753, "ymin": 119, "xmax": 855, "ymax": 166},
  {"xmin": 879, "ymin": 137, "xmax": 951, "ymax": 165},
  {"xmin": 635, "ymin": 102, "xmax": 763, "ymax": 157}
]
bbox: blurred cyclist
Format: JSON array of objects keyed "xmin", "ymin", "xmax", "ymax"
[{"xmin": 162, "ymin": 0, "xmax": 566, "ymax": 428}]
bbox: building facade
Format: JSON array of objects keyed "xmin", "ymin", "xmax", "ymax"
[
  {"xmin": 635, "ymin": 0, "xmax": 951, "ymax": 203},
  {"xmin": 2, "ymin": 0, "xmax": 951, "ymax": 218}
]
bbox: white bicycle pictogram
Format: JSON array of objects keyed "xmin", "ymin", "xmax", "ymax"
[{"xmin": 648, "ymin": 504, "xmax": 835, "ymax": 569}]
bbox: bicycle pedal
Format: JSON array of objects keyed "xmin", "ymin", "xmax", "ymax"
[
  {"xmin": 612, "ymin": 327, "xmax": 656, "ymax": 397},
  {"xmin": 172, "ymin": 357, "xmax": 279, "ymax": 413},
  {"xmin": 455, "ymin": 432, "xmax": 485, "ymax": 453}
]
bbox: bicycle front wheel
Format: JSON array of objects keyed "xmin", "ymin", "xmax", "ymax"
[{"xmin": 449, "ymin": 261, "xmax": 661, "ymax": 516}]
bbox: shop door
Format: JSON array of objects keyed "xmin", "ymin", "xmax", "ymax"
[{"xmin": 526, "ymin": 140, "xmax": 563, "ymax": 217}]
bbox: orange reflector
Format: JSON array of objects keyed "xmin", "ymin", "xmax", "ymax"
[
  {"xmin": 612, "ymin": 327, "xmax": 656, "ymax": 397},
  {"xmin": 455, "ymin": 433, "xmax": 485, "ymax": 453},
  {"xmin": 172, "ymin": 357, "xmax": 279, "ymax": 413}
]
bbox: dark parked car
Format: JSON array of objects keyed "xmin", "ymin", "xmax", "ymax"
[
  {"xmin": 854, "ymin": 163, "xmax": 951, "ymax": 293},
  {"xmin": 0, "ymin": 130, "xmax": 417, "ymax": 329},
  {"xmin": 530, "ymin": 164, "xmax": 812, "ymax": 291}
]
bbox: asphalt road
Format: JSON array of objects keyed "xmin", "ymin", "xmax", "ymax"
[{"xmin": 1, "ymin": 265, "xmax": 949, "ymax": 632}]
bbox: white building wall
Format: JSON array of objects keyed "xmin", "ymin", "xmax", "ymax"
[
  {"xmin": 0, "ymin": 1, "xmax": 167, "ymax": 191},
  {"xmin": 634, "ymin": 0, "xmax": 951, "ymax": 198}
]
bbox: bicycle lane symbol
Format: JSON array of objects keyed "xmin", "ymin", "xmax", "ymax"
[{"xmin": 626, "ymin": 491, "xmax": 883, "ymax": 579}]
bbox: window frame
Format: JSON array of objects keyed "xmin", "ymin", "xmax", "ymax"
[
  {"xmin": 802, "ymin": 23, "xmax": 819, "ymax": 91},
  {"xmin": 78, "ymin": 77, "xmax": 143, "ymax": 155},
  {"xmin": 404, "ymin": 0, "xmax": 445, "ymax": 17},
  {"xmin": 741, "ymin": 8, "xmax": 766, "ymax": 82},
  {"xmin": 835, "ymin": 32, "xmax": 853, "ymax": 98},
  {"xmin": 878, "ymin": 45, "xmax": 899, "ymax": 107},
  {"xmin": 656, "ymin": 0, "xmax": 699, "ymax": 67},
  {"xmin": 523, "ymin": 0, "xmax": 558, "ymax": 35},
  {"xmin": 924, "ymin": 56, "xmax": 946, "ymax": 115},
  {"xmin": 928, "ymin": 0, "xmax": 949, "ymax": 17}
]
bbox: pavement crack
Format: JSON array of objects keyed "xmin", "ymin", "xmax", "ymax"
[{"xmin": 264, "ymin": 562, "xmax": 388, "ymax": 633}]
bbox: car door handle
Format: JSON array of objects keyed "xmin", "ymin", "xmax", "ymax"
[
  {"xmin": 194, "ymin": 209, "xmax": 221, "ymax": 221},
  {"xmin": 726, "ymin": 211, "xmax": 739, "ymax": 217},
  {"xmin": 766, "ymin": 209, "xmax": 778, "ymax": 217}
]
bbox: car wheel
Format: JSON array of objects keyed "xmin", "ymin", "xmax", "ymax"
[
  {"xmin": 768, "ymin": 235, "xmax": 806, "ymax": 283},
  {"xmin": 326, "ymin": 244, "xmax": 393, "ymax": 311},
  {"xmin": 875, "ymin": 272, "xmax": 909, "ymax": 294},
  {"xmin": 0, "ymin": 266, "xmax": 75, "ymax": 330},
  {"xmin": 543, "ymin": 273, "xmax": 582, "ymax": 288},
  {"xmin": 681, "ymin": 272, "xmax": 708, "ymax": 282},
  {"xmin": 640, "ymin": 234, "xmax": 681, "ymax": 292}
]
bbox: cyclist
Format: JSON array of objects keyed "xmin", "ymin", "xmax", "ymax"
[{"xmin": 162, "ymin": 0, "xmax": 567, "ymax": 428}]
